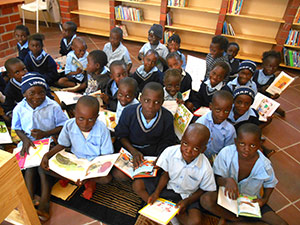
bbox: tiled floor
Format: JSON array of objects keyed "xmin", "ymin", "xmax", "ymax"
[{"xmin": 1, "ymin": 23, "xmax": 300, "ymax": 225}]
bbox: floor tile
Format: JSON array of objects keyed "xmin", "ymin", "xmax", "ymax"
[
  {"xmin": 276, "ymin": 97, "xmax": 298, "ymax": 112},
  {"xmin": 280, "ymin": 87, "xmax": 300, "ymax": 107},
  {"xmin": 262, "ymin": 137, "xmax": 280, "ymax": 152},
  {"xmin": 277, "ymin": 205, "xmax": 300, "ymax": 225},
  {"xmin": 294, "ymin": 200, "xmax": 300, "ymax": 209},
  {"xmin": 282, "ymin": 109, "xmax": 300, "ymax": 132},
  {"xmin": 268, "ymin": 188, "xmax": 290, "ymax": 212},
  {"xmin": 284, "ymin": 143, "xmax": 300, "ymax": 163}
]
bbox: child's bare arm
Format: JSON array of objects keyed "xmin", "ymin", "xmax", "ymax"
[
  {"xmin": 31, "ymin": 126, "xmax": 63, "ymax": 140},
  {"xmin": 120, "ymin": 137, "xmax": 144, "ymax": 168},
  {"xmin": 176, "ymin": 189, "xmax": 204, "ymax": 214},
  {"xmin": 216, "ymin": 175, "xmax": 239, "ymax": 200},
  {"xmin": 252, "ymin": 187, "xmax": 273, "ymax": 207},
  {"xmin": 15, "ymin": 130, "xmax": 35, "ymax": 156},
  {"xmin": 148, "ymin": 171, "xmax": 170, "ymax": 204},
  {"xmin": 127, "ymin": 63, "xmax": 132, "ymax": 74},
  {"xmin": 66, "ymin": 68, "xmax": 83, "ymax": 76},
  {"xmin": 40, "ymin": 144, "xmax": 65, "ymax": 170}
]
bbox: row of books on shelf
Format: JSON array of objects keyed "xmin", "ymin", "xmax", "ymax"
[
  {"xmin": 227, "ymin": 0, "xmax": 244, "ymax": 15},
  {"xmin": 115, "ymin": 5, "xmax": 144, "ymax": 22},
  {"xmin": 164, "ymin": 29, "xmax": 175, "ymax": 44},
  {"xmin": 294, "ymin": 7, "xmax": 300, "ymax": 24},
  {"xmin": 222, "ymin": 21, "xmax": 235, "ymax": 36},
  {"xmin": 283, "ymin": 47, "xmax": 300, "ymax": 68},
  {"xmin": 285, "ymin": 29, "xmax": 300, "ymax": 46},
  {"xmin": 166, "ymin": 12, "xmax": 172, "ymax": 26},
  {"xmin": 167, "ymin": 0, "xmax": 188, "ymax": 7}
]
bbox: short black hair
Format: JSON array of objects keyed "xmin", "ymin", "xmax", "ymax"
[
  {"xmin": 164, "ymin": 68, "xmax": 182, "ymax": 83},
  {"xmin": 212, "ymin": 35, "xmax": 229, "ymax": 51},
  {"xmin": 15, "ymin": 25, "xmax": 30, "ymax": 36},
  {"xmin": 145, "ymin": 49, "xmax": 159, "ymax": 59},
  {"xmin": 111, "ymin": 27, "xmax": 123, "ymax": 39},
  {"xmin": 212, "ymin": 61, "xmax": 231, "ymax": 78},
  {"xmin": 28, "ymin": 33, "xmax": 45, "ymax": 47},
  {"xmin": 237, "ymin": 123, "xmax": 262, "ymax": 140},
  {"xmin": 119, "ymin": 77, "xmax": 138, "ymax": 96},
  {"xmin": 227, "ymin": 42, "xmax": 240, "ymax": 51},
  {"xmin": 262, "ymin": 50, "xmax": 281, "ymax": 63},
  {"xmin": 212, "ymin": 90, "xmax": 233, "ymax": 105},
  {"xmin": 142, "ymin": 82, "xmax": 164, "ymax": 99},
  {"xmin": 109, "ymin": 60, "xmax": 126, "ymax": 71},
  {"xmin": 4, "ymin": 57, "xmax": 23, "ymax": 73},
  {"xmin": 166, "ymin": 52, "xmax": 182, "ymax": 62},
  {"xmin": 72, "ymin": 36, "xmax": 87, "ymax": 49},
  {"xmin": 88, "ymin": 50, "xmax": 108, "ymax": 68},
  {"xmin": 77, "ymin": 95, "xmax": 99, "ymax": 112},
  {"xmin": 64, "ymin": 21, "xmax": 77, "ymax": 33},
  {"xmin": 168, "ymin": 33, "xmax": 181, "ymax": 45}
]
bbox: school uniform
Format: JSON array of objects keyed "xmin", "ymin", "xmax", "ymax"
[
  {"xmin": 227, "ymin": 107, "xmax": 260, "ymax": 131},
  {"xmin": 103, "ymin": 42, "xmax": 132, "ymax": 67},
  {"xmin": 2, "ymin": 78, "xmax": 23, "ymax": 116},
  {"xmin": 65, "ymin": 50, "xmax": 88, "ymax": 83},
  {"xmin": 17, "ymin": 41, "xmax": 29, "ymax": 62},
  {"xmin": 205, "ymin": 53, "xmax": 230, "ymax": 79},
  {"xmin": 59, "ymin": 34, "xmax": 76, "ymax": 56},
  {"xmin": 85, "ymin": 67, "xmax": 110, "ymax": 94},
  {"xmin": 180, "ymin": 69, "xmax": 192, "ymax": 93},
  {"xmin": 115, "ymin": 104, "xmax": 178, "ymax": 156},
  {"xmin": 103, "ymin": 79, "xmax": 118, "ymax": 111},
  {"xmin": 177, "ymin": 51, "xmax": 186, "ymax": 69},
  {"xmin": 229, "ymin": 58, "xmax": 240, "ymax": 77},
  {"xmin": 253, "ymin": 69, "xmax": 275, "ymax": 97},
  {"xmin": 163, "ymin": 87, "xmax": 178, "ymax": 101},
  {"xmin": 58, "ymin": 118, "xmax": 114, "ymax": 161},
  {"xmin": 226, "ymin": 77, "xmax": 258, "ymax": 94},
  {"xmin": 196, "ymin": 111, "xmax": 236, "ymax": 159},
  {"xmin": 115, "ymin": 98, "xmax": 139, "ymax": 124}
]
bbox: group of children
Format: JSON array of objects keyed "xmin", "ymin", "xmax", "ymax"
[{"xmin": 0, "ymin": 21, "xmax": 288, "ymax": 225}]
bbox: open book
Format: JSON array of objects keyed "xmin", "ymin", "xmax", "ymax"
[
  {"xmin": 139, "ymin": 198, "xmax": 179, "ymax": 225},
  {"xmin": 54, "ymin": 90, "xmax": 102, "ymax": 106},
  {"xmin": 14, "ymin": 138, "xmax": 51, "ymax": 169},
  {"xmin": 174, "ymin": 104, "xmax": 193, "ymax": 140},
  {"xmin": 98, "ymin": 110, "xmax": 117, "ymax": 131},
  {"xmin": 114, "ymin": 148, "xmax": 158, "ymax": 179},
  {"xmin": 55, "ymin": 55, "xmax": 67, "ymax": 73},
  {"xmin": 0, "ymin": 122, "xmax": 12, "ymax": 144},
  {"xmin": 185, "ymin": 55, "xmax": 206, "ymax": 91},
  {"xmin": 266, "ymin": 71, "xmax": 295, "ymax": 95},
  {"xmin": 217, "ymin": 186, "xmax": 261, "ymax": 218},
  {"xmin": 193, "ymin": 106, "xmax": 211, "ymax": 117},
  {"xmin": 49, "ymin": 150, "xmax": 120, "ymax": 182}
]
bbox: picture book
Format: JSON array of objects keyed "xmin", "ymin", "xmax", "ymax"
[
  {"xmin": 217, "ymin": 186, "xmax": 261, "ymax": 218},
  {"xmin": 266, "ymin": 71, "xmax": 295, "ymax": 95},
  {"xmin": 139, "ymin": 198, "xmax": 179, "ymax": 225},
  {"xmin": 0, "ymin": 122, "xmax": 12, "ymax": 144},
  {"xmin": 114, "ymin": 148, "xmax": 158, "ymax": 179},
  {"xmin": 54, "ymin": 90, "xmax": 103, "ymax": 106},
  {"xmin": 181, "ymin": 89, "xmax": 190, "ymax": 101},
  {"xmin": 14, "ymin": 138, "xmax": 51, "ymax": 170},
  {"xmin": 174, "ymin": 104, "xmax": 193, "ymax": 139},
  {"xmin": 99, "ymin": 110, "xmax": 117, "ymax": 131},
  {"xmin": 163, "ymin": 101, "xmax": 178, "ymax": 115},
  {"xmin": 55, "ymin": 55, "xmax": 67, "ymax": 73},
  {"xmin": 251, "ymin": 93, "xmax": 280, "ymax": 122},
  {"xmin": 71, "ymin": 56, "xmax": 84, "ymax": 70},
  {"xmin": 193, "ymin": 107, "xmax": 211, "ymax": 117},
  {"xmin": 185, "ymin": 55, "xmax": 206, "ymax": 91},
  {"xmin": 48, "ymin": 150, "xmax": 120, "ymax": 182}
]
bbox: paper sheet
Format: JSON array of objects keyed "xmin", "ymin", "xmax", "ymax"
[
  {"xmin": 185, "ymin": 55, "xmax": 206, "ymax": 91},
  {"xmin": 51, "ymin": 181, "xmax": 77, "ymax": 200}
]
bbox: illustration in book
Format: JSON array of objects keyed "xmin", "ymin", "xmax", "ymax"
[
  {"xmin": 266, "ymin": 71, "xmax": 295, "ymax": 95},
  {"xmin": 174, "ymin": 104, "xmax": 193, "ymax": 139},
  {"xmin": 99, "ymin": 110, "xmax": 117, "ymax": 131},
  {"xmin": 0, "ymin": 122, "xmax": 12, "ymax": 144}
]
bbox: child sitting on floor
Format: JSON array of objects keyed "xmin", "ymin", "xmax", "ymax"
[
  {"xmin": 132, "ymin": 49, "xmax": 164, "ymax": 92},
  {"xmin": 163, "ymin": 68, "xmax": 182, "ymax": 101},
  {"xmin": 12, "ymin": 73, "xmax": 68, "ymax": 221},
  {"xmin": 167, "ymin": 34, "xmax": 186, "ymax": 69},
  {"xmin": 103, "ymin": 27, "xmax": 132, "ymax": 74},
  {"xmin": 196, "ymin": 90, "xmax": 236, "ymax": 160},
  {"xmin": 114, "ymin": 82, "xmax": 178, "ymax": 180},
  {"xmin": 59, "ymin": 21, "xmax": 77, "ymax": 56},
  {"xmin": 200, "ymin": 123, "xmax": 288, "ymax": 225},
  {"xmin": 226, "ymin": 42, "xmax": 240, "ymax": 80},
  {"xmin": 14, "ymin": 25, "xmax": 30, "ymax": 62},
  {"xmin": 24, "ymin": 33, "xmax": 59, "ymax": 86},
  {"xmin": 133, "ymin": 123, "xmax": 216, "ymax": 225},
  {"xmin": 57, "ymin": 37, "xmax": 88, "ymax": 88},
  {"xmin": 41, "ymin": 96, "xmax": 114, "ymax": 200}
]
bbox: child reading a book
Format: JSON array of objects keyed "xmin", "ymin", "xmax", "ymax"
[
  {"xmin": 114, "ymin": 82, "xmax": 178, "ymax": 180},
  {"xmin": 24, "ymin": 33, "xmax": 59, "ymax": 86},
  {"xmin": 167, "ymin": 34, "xmax": 186, "ymax": 69},
  {"xmin": 138, "ymin": 24, "xmax": 169, "ymax": 72},
  {"xmin": 133, "ymin": 123, "xmax": 216, "ymax": 225},
  {"xmin": 163, "ymin": 68, "xmax": 182, "ymax": 101},
  {"xmin": 166, "ymin": 52, "xmax": 192, "ymax": 93},
  {"xmin": 226, "ymin": 42, "xmax": 240, "ymax": 80},
  {"xmin": 12, "ymin": 73, "xmax": 68, "ymax": 220},
  {"xmin": 15, "ymin": 25, "xmax": 30, "ymax": 62},
  {"xmin": 132, "ymin": 49, "xmax": 164, "ymax": 92},
  {"xmin": 200, "ymin": 123, "xmax": 288, "ymax": 225},
  {"xmin": 59, "ymin": 21, "xmax": 77, "ymax": 56},
  {"xmin": 195, "ymin": 90, "xmax": 236, "ymax": 160},
  {"xmin": 57, "ymin": 37, "xmax": 88, "ymax": 88},
  {"xmin": 103, "ymin": 27, "xmax": 132, "ymax": 74}
]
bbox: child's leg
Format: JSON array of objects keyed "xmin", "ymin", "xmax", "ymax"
[
  {"xmin": 132, "ymin": 179, "xmax": 150, "ymax": 202},
  {"xmin": 177, "ymin": 208, "xmax": 202, "ymax": 225},
  {"xmin": 57, "ymin": 77, "xmax": 76, "ymax": 87},
  {"xmin": 112, "ymin": 167, "xmax": 130, "ymax": 181},
  {"xmin": 24, "ymin": 167, "xmax": 38, "ymax": 199}
]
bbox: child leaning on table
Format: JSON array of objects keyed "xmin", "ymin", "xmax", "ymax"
[
  {"xmin": 200, "ymin": 123, "xmax": 288, "ymax": 225},
  {"xmin": 133, "ymin": 123, "xmax": 216, "ymax": 225}
]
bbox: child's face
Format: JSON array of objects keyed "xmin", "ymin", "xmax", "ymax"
[
  {"xmin": 29, "ymin": 40, "xmax": 42, "ymax": 57},
  {"xmin": 24, "ymin": 86, "xmax": 46, "ymax": 109},
  {"xmin": 86, "ymin": 56, "xmax": 100, "ymax": 74},
  {"xmin": 164, "ymin": 76, "xmax": 181, "ymax": 97},
  {"xmin": 110, "ymin": 65, "xmax": 128, "ymax": 86},
  {"xmin": 8, "ymin": 62, "xmax": 28, "ymax": 82},
  {"xmin": 234, "ymin": 95, "xmax": 252, "ymax": 117},
  {"xmin": 143, "ymin": 53, "xmax": 157, "ymax": 73},
  {"xmin": 238, "ymin": 69, "xmax": 253, "ymax": 85},
  {"xmin": 167, "ymin": 57, "xmax": 182, "ymax": 71},
  {"xmin": 167, "ymin": 41, "xmax": 180, "ymax": 53},
  {"xmin": 72, "ymin": 41, "xmax": 86, "ymax": 59},
  {"xmin": 210, "ymin": 43, "xmax": 223, "ymax": 59},
  {"xmin": 75, "ymin": 103, "xmax": 98, "ymax": 132},
  {"xmin": 263, "ymin": 57, "xmax": 279, "ymax": 75},
  {"xmin": 235, "ymin": 131, "xmax": 260, "ymax": 160},
  {"xmin": 15, "ymin": 29, "xmax": 28, "ymax": 46},
  {"xmin": 62, "ymin": 23, "xmax": 74, "ymax": 39},
  {"xmin": 227, "ymin": 45, "xmax": 239, "ymax": 60},
  {"xmin": 209, "ymin": 66, "xmax": 226, "ymax": 87},
  {"xmin": 117, "ymin": 83, "xmax": 136, "ymax": 107},
  {"xmin": 140, "ymin": 89, "xmax": 163, "ymax": 120},
  {"xmin": 109, "ymin": 32, "xmax": 121, "ymax": 49},
  {"xmin": 209, "ymin": 97, "xmax": 232, "ymax": 124},
  {"xmin": 148, "ymin": 33, "xmax": 160, "ymax": 45}
]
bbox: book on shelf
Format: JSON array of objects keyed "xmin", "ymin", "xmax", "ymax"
[
  {"xmin": 174, "ymin": 104, "xmax": 193, "ymax": 140},
  {"xmin": 218, "ymin": 186, "xmax": 261, "ymax": 218},
  {"xmin": 115, "ymin": 5, "xmax": 144, "ymax": 22},
  {"xmin": 283, "ymin": 48, "xmax": 300, "ymax": 68},
  {"xmin": 115, "ymin": 24, "xmax": 128, "ymax": 37},
  {"xmin": 0, "ymin": 121, "xmax": 12, "ymax": 144},
  {"xmin": 223, "ymin": 21, "xmax": 235, "ymax": 36},
  {"xmin": 168, "ymin": 0, "xmax": 188, "ymax": 7},
  {"xmin": 227, "ymin": 0, "xmax": 244, "ymax": 15},
  {"xmin": 185, "ymin": 55, "xmax": 206, "ymax": 91},
  {"xmin": 266, "ymin": 71, "xmax": 295, "ymax": 95},
  {"xmin": 294, "ymin": 6, "xmax": 300, "ymax": 24},
  {"xmin": 164, "ymin": 29, "xmax": 175, "ymax": 44},
  {"xmin": 285, "ymin": 29, "xmax": 300, "ymax": 46},
  {"xmin": 49, "ymin": 149, "xmax": 120, "ymax": 182},
  {"xmin": 138, "ymin": 198, "xmax": 179, "ymax": 225},
  {"xmin": 166, "ymin": 11, "xmax": 172, "ymax": 26},
  {"xmin": 114, "ymin": 148, "xmax": 158, "ymax": 179}
]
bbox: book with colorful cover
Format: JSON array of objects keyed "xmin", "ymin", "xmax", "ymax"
[
  {"xmin": 174, "ymin": 104, "xmax": 193, "ymax": 139},
  {"xmin": 266, "ymin": 71, "xmax": 295, "ymax": 95},
  {"xmin": 139, "ymin": 198, "xmax": 179, "ymax": 225},
  {"xmin": 49, "ymin": 150, "xmax": 120, "ymax": 182},
  {"xmin": 98, "ymin": 110, "xmax": 117, "ymax": 131},
  {"xmin": 0, "ymin": 122, "xmax": 12, "ymax": 144},
  {"xmin": 14, "ymin": 138, "xmax": 51, "ymax": 170},
  {"xmin": 114, "ymin": 148, "xmax": 158, "ymax": 179}
]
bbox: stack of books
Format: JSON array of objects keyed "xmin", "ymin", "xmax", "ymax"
[
  {"xmin": 283, "ymin": 47, "xmax": 300, "ymax": 68},
  {"xmin": 115, "ymin": 5, "xmax": 144, "ymax": 21},
  {"xmin": 227, "ymin": 0, "xmax": 244, "ymax": 15},
  {"xmin": 223, "ymin": 21, "xmax": 235, "ymax": 36},
  {"xmin": 285, "ymin": 29, "xmax": 300, "ymax": 46},
  {"xmin": 167, "ymin": 0, "xmax": 188, "ymax": 7},
  {"xmin": 164, "ymin": 30, "xmax": 175, "ymax": 44}
]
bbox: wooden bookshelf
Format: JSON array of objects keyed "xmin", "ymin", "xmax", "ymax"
[
  {"xmin": 165, "ymin": 24, "xmax": 215, "ymax": 35},
  {"xmin": 222, "ymin": 33, "xmax": 277, "ymax": 45},
  {"xmin": 225, "ymin": 13, "xmax": 285, "ymax": 23},
  {"xmin": 115, "ymin": 0, "xmax": 161, "ymax": 7},
  {"xmin": 70, "ymin": 10, "xmax": 109, "ymax": 19},
  {"xmin": 284, "ymin": 44, "xmax": 300, "ymax": 50},
  {"xmin": 168, "ymin": 5, "xmax": 219, "ymax": 14},
  {"xmin": 77, "ymin": 27, "xmax": 110, "ymax": 37},
  {"xmin": 116, "ymin": 18, "xmax": 157, "ymax": 25}
]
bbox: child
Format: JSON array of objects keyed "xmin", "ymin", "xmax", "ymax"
[
  {"xmin": 57, "ymin": 37, "xmax": 88, "ymax": 88},
  {"xmin": 103, "ymin": 27, "xmax": 132, "ymax": 74},
  {"xmin": 166, "ymin": 52, "xmax": 192, "ymax": 93},
  {"xmin": 15, "ymin": 25, "xmax": 30, "ymax": 62},
  {"xmin": 167, "ymin": 34, "xmax": 186, "ymax": 69},
  {"xmin": 11, "ymin": 73, "xmax": 68, "ymax": 220},
  {"xmin": 186, "ymin": 61, "xmax": 230, "ymax": 111},
  {"xmin": 200, "ymin": 123, "xmax": 288, "ymax": 225},
  {"xmin": 226, "ymin": 60, "xmax": 258, "ymax": 94},
  {"xmin": 59, "ymin": 21, "xmax": 77, "ymax": 56},
  {"xmin": 133, "ymin": 123, "xmax": 216, "ymax": 225},
  {"xmin": 85, "ymin": 50, "xmax": 110, "ymax": 94},
  {"xmin": 114, "ymin": 82, "xmax": 178, "ymax": 179},
  {"xmin": 132, "ymin": 49, "xmax": 164, "ymax": 92},
  {"xmin": 205, "ymin": 35, "xmax": 230, "ymax": 79},
  {"xmin": 115, "ymin": 77, "xmax": 139, "ymax": 123},
  {"xmin": 195, "ymin": 90, "xmax": 236, "ymax": 160},
  {"xmin": 138, "ymin": 24, "xmax": 169, "ymax": 72},
  {"xmin": 24, "ymin": 33, "xmax": 59, "ymax": 86},
  {"xmin": 41, "ymin": 96, "xmax": 114, "ymax": 200},
  {"xmin": 163, "ymin": 68, "xmax": 182, "ymax": 101},
  {"xmin": 226, "ymin": 42, "xmax": 240, "ymax": 79},
  {"xmin": 100, "ymin": 60, "xmax": 128, "ymax": 111}
]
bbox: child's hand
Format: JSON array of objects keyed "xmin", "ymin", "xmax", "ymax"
[
  {"xmin": 31, "ymin": 129, "xmax": 47, "ymax": 140},
  {"xmin": 147, "ymin": 191, "xmax": 159, "ymax": 205},
  {"xmin": 252, "ymin": 198, "xmax": 267, "ymax": 207},
  {"xmin": 185, "ymin": 101, "xmax": 195, "ymax": 112},
  {"xmin": 224, "ymin": 178, "xmax": 239, "ymax": 200},
  {"xmin": 75, "ymin": 67, "xmax": 83, "ymax": 74},
  {"xmin": 176, "ymin": 98, "xmax": 184, "ymax": 105},
  {"xmin": 21, "ymin": 138, "xmax": 36, "ymax": 156},
  {"xmin": 100, "ymin": 93, "xmax": 109, "ymax": 104},
  {"xmin": 176, "ymin": 198, "xmax": 189, "ymax": 214},
  {"xmin": 271, "ymin": 93, "xmax": 280, "ymax": 99},
  {"xmin": 132, "ymin": 149, "xmax": 144, "ymax": 169},
  {"xmin": 40, "ymin": 152, "xmax": 50, "ymax": 170}
]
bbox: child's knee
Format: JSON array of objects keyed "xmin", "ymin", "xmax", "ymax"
[
  {"xmin": 132, "ymin": 179, "xmax": 144, "ymax": 193},
  {"xmin": 112, "ymin": 168, "xmax": 130, "ymax": 181},
  {"xmin": 200, "ymin": 191, "xmax": 216, "ymax": 210}
]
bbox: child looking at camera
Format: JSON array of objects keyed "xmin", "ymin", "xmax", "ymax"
[{"xmin": 59, "ymin": 21, "xmax": 77, "ymax": 56}]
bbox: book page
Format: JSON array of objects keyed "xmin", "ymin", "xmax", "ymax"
[
  {"xmin": 217, "ymin": 186, "xmax": 238, "ymax": 216},
  {"xmin": 55, "ymin": 55, "xmax": 67, "ymax": 73},
  {"xmin": 0, "ymin": 122, "xmax": 12, "ymax": 144},
  {"xmin": 98, "ymin": 111, "xmax": 117, "ymax": 131},
  {"xmin": 266, "ymin": 71, "xmax": 295, "ymax": 95},
  {"xmin": 185, "ymin": 55, "xmax": 206, "ymax": 91},
  {"xmin": 182, "ymin": 90, "xmax": 190, "ymax": 101},
  {"xmin": 238, "ymin": 195, "xmax": 261, "ymax": 218},
  {"xmin": 54, "ymin": 91, "xmax": 82, "ymax": 105},
  {"xmin": 174, "ymin": 104, "xmax": 193, "ymax": 140},
  {"xmin": 193, "ymin": 107, "xmax": 211, "ymax": 117},
  {"xmin": 163, "ymin": 101, "xmax": 178, "ymax": 115}
]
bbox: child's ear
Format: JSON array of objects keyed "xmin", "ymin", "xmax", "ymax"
[{"xmin": 209, "ymin": 102, "xmax": 213, "ymax": 110}]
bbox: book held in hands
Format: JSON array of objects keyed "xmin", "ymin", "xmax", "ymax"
[{"xmin": 266, "ymin": 71, "xmax": 295, "ymax": 95}]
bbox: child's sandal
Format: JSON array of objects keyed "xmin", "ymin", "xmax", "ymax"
[{"xmin": 37, "ymin": 209, "xmax": 50, "ymax": 222}]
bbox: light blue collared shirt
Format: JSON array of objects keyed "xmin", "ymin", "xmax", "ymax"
[
  {"xmin": 213, "ymin": 144, "xmax": 278, "ymax": 198},
  {"xmin": 227, "ymin": 77, "xmax": 258, "ymax": 94},
  {"xmin": 116, "ymin": 98, "xmax": 139, "ymax": 123},
  {"xmin": 139, "ymin": 107, "xmax": 159, "ymax": 129},
  {"xmin": 103, "ymin": 42, "xmax": 132, "ymax": 67},
  {"xmin": 228, "ymin": 106, "xmax": 258, "ymax": 124},
  {"xmin": 110, "ymin": 81, "xmax": 118, "ymax": 96},
  {"xmin": 17, "ymin": 41, "xmax": 28, "ymax": 50},
  {"xmin": 136, "ymin": 65, "xmax": 158, "ymax": 79},
  {"xmin": 177, "ymin": 50, "xmax": 186, "ymax": 69},
  {"xmin": 65, "ymin": 50, "xmax": 88, "ymax": 82},
  {"xmin": 257, "ymin": 69, "xmax": 273, "ymax": 85},
  {"xmin": 29, "ymin": 49, "xmax": 48, "ymax": 61}
]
